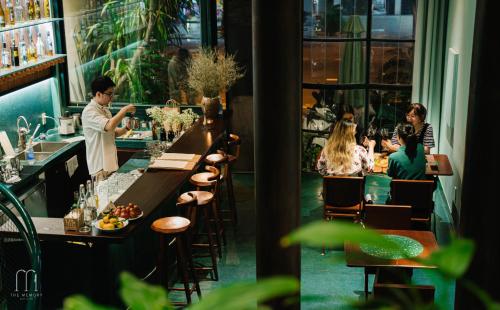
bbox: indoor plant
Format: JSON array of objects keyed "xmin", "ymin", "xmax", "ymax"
[{"xmin": 187, "ymin": 48, "xmax": 244, "ymax": 125}]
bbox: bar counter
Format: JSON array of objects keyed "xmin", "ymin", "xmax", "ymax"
[{"xmin": 20, "ymin": 119, "xmax": 225, "ymax": 243}]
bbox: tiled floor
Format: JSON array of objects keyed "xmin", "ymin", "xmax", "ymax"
[{"xmin": 178, "ymin": 172, "xmax": 455, "ymax": 309}]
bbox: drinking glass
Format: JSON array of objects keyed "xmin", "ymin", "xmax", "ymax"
[{"xmin": 380, "ymin": 128, "xmax": 389, "ymax": 140}]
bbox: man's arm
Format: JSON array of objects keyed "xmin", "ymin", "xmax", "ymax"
[
  {"xmin": 115, "ymin": 126, "xmax": 129, "ymax": 137},
  {"xmin": 104, "ymin": 104, "xmax": 136, "ymax": 132}
]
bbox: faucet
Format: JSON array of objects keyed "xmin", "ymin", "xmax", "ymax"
[{"xmin": 16, "ymin": 116, "xmax": 30, "ymax": 152}]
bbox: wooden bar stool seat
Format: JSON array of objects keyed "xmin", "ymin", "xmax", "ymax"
[
  {"xmin": 180, "ymin": 191, "xmax": 214, "ymax": 206},
  {"xmin": 151, "ymin": 216, "xmax": 201, "ymax": 305}
]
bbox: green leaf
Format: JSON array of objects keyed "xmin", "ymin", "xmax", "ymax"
[
  {"xmin": 63, "ymin": 295, "xmax": 115, "ymax": 310},
  {"xmin": 188, "ymin": 277, "xmax": 299, "ymax": 310},
  {"xmin": 418, "ymin": 237, "xmax": 475, "ymax": 279},
  {"xmin": 119, "ymin": 272, "xmax": 173, "ymax": 310},
  {"xmin": 282, "ymin": 221, "xmax": 401, "ymax": 254}
]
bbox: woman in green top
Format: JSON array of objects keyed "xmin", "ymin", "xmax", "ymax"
[{"xmin": 387, "ymin": 123, "xmax": 427, "ymax": 180}]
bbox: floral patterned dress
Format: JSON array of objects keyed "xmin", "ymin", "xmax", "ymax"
[{"xmin": 317, "ymin": 145, "xmax": 374, "ymax": 176}]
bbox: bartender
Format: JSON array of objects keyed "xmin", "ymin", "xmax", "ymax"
[{"xmin": 82, "ymin": 76, "xmax": 136, "ymax": 180}]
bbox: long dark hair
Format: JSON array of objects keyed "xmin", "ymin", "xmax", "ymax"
[{"xmin": 396, "ymin": 123, "xmax": 418, "ymax": 160}]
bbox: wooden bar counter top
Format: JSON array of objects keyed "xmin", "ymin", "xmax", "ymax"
[{"xmin": 19, "ymin": 119, "xmax": 225, "ymax": 243}]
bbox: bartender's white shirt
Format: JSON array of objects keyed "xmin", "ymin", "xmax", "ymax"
[{"xmin": 82, "ymin": 99, "xmax": 118, "ymax": 175}]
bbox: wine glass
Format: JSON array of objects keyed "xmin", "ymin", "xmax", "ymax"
[
  {"xmin": 366, "ymin": 124, "xmax": 377, "ymax": 139},
  {"xmin": 379, "ymin": 128, "xmax": 390, "ymax": 152}
]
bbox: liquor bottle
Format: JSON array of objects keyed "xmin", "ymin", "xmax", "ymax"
[
  {"xmin": 27, "ymin": 0, "xmax": 35, "ymax": 20},
  {"xmin": 34, "ymin": 0, "xmax": 41, "ymax": 19},
  {"xmin": 14, "ymin": 0, "xmax": 25, "ymax": 23},
  {"xmin": 27, "ymin": 28, "xmax": 36, "ymax": 61},
  {"xmin": 19, "ymin": 39, "xmax": 27, "ymax": 65},
  {"xmin": 0, "ymin": 2, "xmax": 6, "ymax": 28},
  {"xmin": 35, "ymin": 30, "xmax": 44, "ymax": 58},
  {"xmin": 11, "ymin": 38, "xmax": 19, "ymax": 67},
  {"xmin": 6, "ymin": 0, "xmax": 15, "ymax": 25},
  {"xmin": 43, "ymin": 0, "xmax": 50, "ymax": 18},
  {"xmin": 78, "ymin": 184, "xmax": 86, "ymax": 209},
  {"xmin": 1, "ymin": 36, "xmax": 11, "ymax": 69},
  {"xmin": 45, "ymin": 30, "xmax": 53, "ymax": 56}
]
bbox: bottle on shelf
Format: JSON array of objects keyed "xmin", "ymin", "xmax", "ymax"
[
  {"xmin": 0, "ymin": 2, "xmax": 6, "ymax": 28},
  {"xmin": 35, "ymin": 29, "xmax": 44, "ymax": 58},
  {"xmin": 45, "ymin": 30, "xmax": 53, "ymax": 56},
  {"xmin": 6, "ymin": 0, "xmax": 15, "ymax": 26},
  {"xmin": 1, "ymin": 35, "xmax": 11, "ymax": 69},
  {"xmin": 34, "ymin": 0, "xmax": 41, "ymax": 19},
  {"xmin": 43, "ymin": 0, "xmax": 50, "ymax": 18},
  {"xmin": 85, "ymin": 180, "xmax": 97, "ymax": 220},
  {"xmin": 19, "ymin": 38, "xmax": 28, "ymax": 65},
  {"xmin": 27, "ymin": 28, "xmax": 36, "ymax": 61},
  {"xmin": 11, "ymin": 36, "xmax": 20, "ymax": 67},
  {"xmin": 14, "ymin": 0, "xmax": 25, "ymax": 24},
  {"xmin": 27, "ymin": 0, "xmax": 35, "ymax": 20}
]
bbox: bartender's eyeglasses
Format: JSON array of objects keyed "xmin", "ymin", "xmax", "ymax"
[{"xmin": 102, "ymin": 91, "xmax": 114, "ymax": 98}]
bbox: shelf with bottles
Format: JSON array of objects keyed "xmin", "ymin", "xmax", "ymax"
[{"xmin": 0, "ymin": 0, "xmax": 54, "ymax": 32}]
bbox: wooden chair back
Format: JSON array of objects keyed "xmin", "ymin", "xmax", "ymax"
[
  {"xmin": 390, "ymin": 179, "xmax": 434, "ymax": 224},
  {"xmin": 374, "ymin": 282, "xmax": 435, "ymax": 306},
  {"xmin": 323, "ymin": 176, "xmax": 364, "ymax": 208},
  {"xmin": 363, "ymin": 204, "xmax": 412, "ymax": 230}
]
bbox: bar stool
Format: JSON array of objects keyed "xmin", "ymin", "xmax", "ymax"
[
  {"xmin": 190, "ymin": 165, "xmax": 226, "ymax": 252},
  {"xmin": 151, "ymin": 216, "xmax": 201, "ymax": 305},
  {"xmin": 179, "ymin": 174, "xmax": 220, "ymax": 281},
  {"xmin": 205, "ymin": 137, "xmax": 240, "ymax": 226}
]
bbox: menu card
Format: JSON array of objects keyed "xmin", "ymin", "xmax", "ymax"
[{"xmin": 157, "ymin": 153, "xmax": 196, "ymax": 161}]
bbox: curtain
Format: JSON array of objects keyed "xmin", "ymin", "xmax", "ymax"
[{"xmin": 411, "ymin": 0, "xmax": 449, "ymax": 132}]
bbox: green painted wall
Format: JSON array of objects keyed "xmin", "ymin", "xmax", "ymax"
[
  {"xmin": 438, "ymin": 0, "xmax": 476, "ymax": 217},
  {"xmin": 0, "ymin": 78, "xmax": 62, "ymax": 150}
]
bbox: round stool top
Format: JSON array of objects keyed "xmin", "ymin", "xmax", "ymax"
[
  {"xmin": 204, "ymin": 153, "xmax": 227, "ymax": 165},
  {"xmin": 190, "ymin": 172, "xmax": 217, "ymax": 187},
  {"xmin": 151, "ymin": 216, "xmax": 190, "ymax": 234},
  {"xmin": 179, "ymin": 191, "xmax": 214, "ymax": 206}
]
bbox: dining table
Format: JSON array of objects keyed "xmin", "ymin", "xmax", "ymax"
[{"xmin": 373, "ymin": 153, "xmax": 453, "ymax": 176}]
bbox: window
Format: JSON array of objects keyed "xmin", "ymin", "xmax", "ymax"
[
  {"xmin": 63, "ymin": 0, "xmax": 202, "ymax": 106},
  {"xmin": 302, "ymin": 0, "xmax": 416, "ymax": 169}
]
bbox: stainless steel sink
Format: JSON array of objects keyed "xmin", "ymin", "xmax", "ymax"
[
  {"xmin": 31, "ymin": 141, "xmax": 69, "ymax": 153},
  {"xmin": 13, "ymin": 141, "xmax": 70, "ymax": 164}
]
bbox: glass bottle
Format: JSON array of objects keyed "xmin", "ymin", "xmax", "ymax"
[
  {"xmin": 45, "ymin": 31, "xmax": 53, "ymax": 56},
  {"xmin": 43, "ymin": 0, "xmax": 50, "ymax": 18},
  {"xmin": 27, "ymin": 0, "xmax": 35, "ymax": 20},
  {"xmin": 78, "ymin": 183, "xmax": 91, "ymax": 233},
  {"xmin": 1, "ymin": 36, "xmax": 11, "ymax": 69},
  {"xmin": 78, "ymin": 184, "xmax": 86, "ymax": 209},
  {"xmin": 35, "ymin": 30, "xmax": 44, "ymax": 58},
  {"xmin": 11, "ymin": 37, "xmax": 19, "ymax": 67},
  {"xmin": 0, "ymin": 2, "xmax": 6, "ymax": 28},
  {"xmin": 14, "ymin": 0, "xmax": 24, "ymax": 23},
  {"xmin": 6, "ymin": 0, "xmax": 15, "ymax": 25},
  {"xmin": 34, "ymin": 0, "xmax": 41, "ymax": 19},
  {"xmin": 27, "ymin": 28, "xmax": 36, "ymax": 61},
  {"xmin": 19, "ymin": 39, "xmax": 27, "ymax": 65}
]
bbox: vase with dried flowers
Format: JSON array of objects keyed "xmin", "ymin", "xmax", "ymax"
[{"xmin": 187, "ymin": 48, "xmax": 244, "ymax": 126}]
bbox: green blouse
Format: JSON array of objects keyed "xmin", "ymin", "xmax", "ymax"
[{"xmin": 387, "ymin": 144, "xmax": 427, "ymax": 180}]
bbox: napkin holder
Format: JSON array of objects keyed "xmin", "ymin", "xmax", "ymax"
[{"xmin": 64, "ymin": 208, "xmax": 84, "ymax": 231}]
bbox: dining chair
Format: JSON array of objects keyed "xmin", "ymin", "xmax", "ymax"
[
  {"xmin": 361, "ymin": 204, "xmax": 412, "ymax": 299},
  {"xmin": 389, "ymin": 179, "xmax": 435, "ymax": 232},
  {"xmin": 322, "ymin": 175, "xmax": 365, "ymax": 254},
  {"xmin": 373, "ymin": 268, "xmax": 435, "ymax": 306}
]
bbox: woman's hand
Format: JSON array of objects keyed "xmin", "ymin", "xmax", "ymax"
[
  {"xmin": 363, "ymin": 136, "xmax": 376, "ymax": 149},
  {"xmin": 381, "ymin": 139, "xmax": 391, "ymax": 149}
]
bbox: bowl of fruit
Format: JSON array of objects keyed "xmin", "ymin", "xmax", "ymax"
[
  {"xmin": 111, "ymin": 203, "xmax": 143, "ymax": 220},
  {"xmin": 95, "ymin": 215, "xmax": 128, "ymax": 232}
]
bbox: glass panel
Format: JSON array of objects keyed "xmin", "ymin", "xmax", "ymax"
[
  {"xmin": 304, "ymin": 0, "xmax": 368, "ymax": 39},
  {"xmin": 303, "ymin": 41, "xmax": 366, "ymax": 84},
  {"xmin": 372, "ymin": 0, "xmax": 417, "ymax": 39},
  {"xmin": 63, "ymin": 0, "xmax": 200, "ymax": 105},
  {"xmin": 217, "ymin": 0, "xmax": 224, "ymax": 48},
  {"xmin": 369, "ymin": 89, "xmax": 411, "ymax": 148},
  {"xmin": 370, "ymin": 42, "xmax": 413, "ymax": 84}
]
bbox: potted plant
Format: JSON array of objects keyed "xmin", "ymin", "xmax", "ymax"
[{"xmin": 187, "ymin": 48, "xmax": 244, "ymax": 125}]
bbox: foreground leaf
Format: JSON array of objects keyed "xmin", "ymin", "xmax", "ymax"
[
  {"xmin": 419, "ymin": 237, "xmax": 475, "ymax": 279},
  {"xmin": 119, "ymin": 272, "xmax": 173, "ymax": 310},
  {"xmin": 63, "ymin": 295, "xmax": 115, "ymax": 310},
  {"xmin": 282, "ymin": 221, "xmax": 402, "ymax": 254},
  {"xmin": 188, "ymin": 277, "xmax": 299, "ymax": 310}
]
